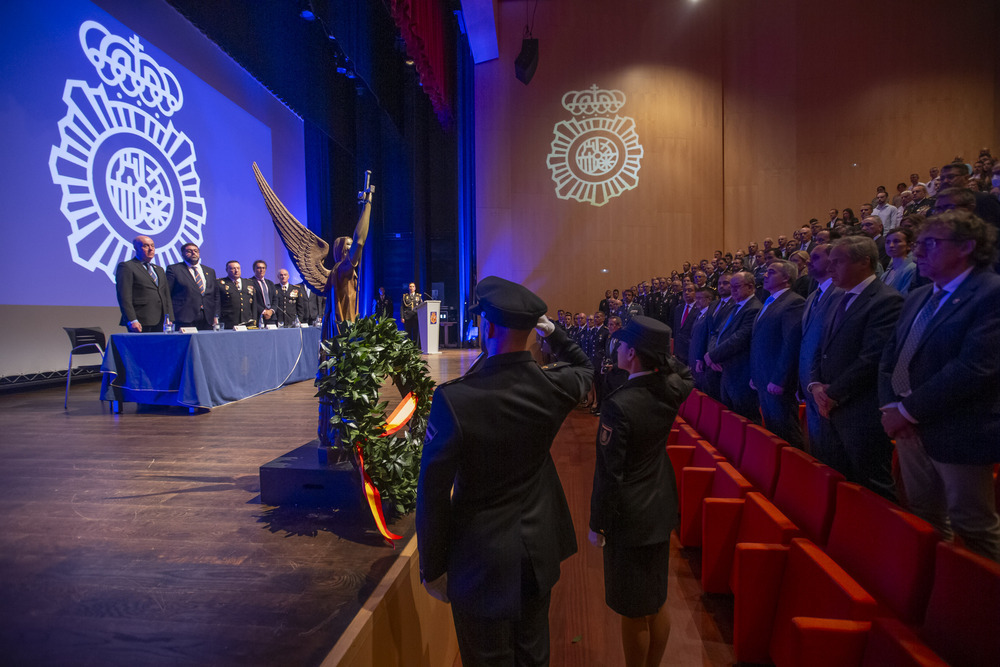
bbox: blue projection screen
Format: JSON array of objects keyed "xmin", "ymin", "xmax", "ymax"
[{"xmin": 1, "ymin": 1, "xmax": 283, "ymax": 308}]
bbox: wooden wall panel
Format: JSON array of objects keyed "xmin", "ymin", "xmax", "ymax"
[{"xmin": 475, "ymin": 0, "xmax": 998, "ymax": 314}]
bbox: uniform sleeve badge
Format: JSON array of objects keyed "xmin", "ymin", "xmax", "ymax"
[{"xmin": 599, "ymin": 423, "xmax": 613, "ymax": 446}]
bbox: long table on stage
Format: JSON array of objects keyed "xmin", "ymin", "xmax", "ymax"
[{"xmin": 100, "ymin": 327, "xmax": 323, "ymax": 409}]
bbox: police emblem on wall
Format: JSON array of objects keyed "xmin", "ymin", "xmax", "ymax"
[
  {"xmin": 546, "ymin": 85, "xmax": 643, "ymax": 207},
  {"xmin": 49, "ymin": 20, "xmax": 206, "ymax": 282}
]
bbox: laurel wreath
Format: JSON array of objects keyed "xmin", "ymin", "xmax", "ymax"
[{"xmin": 316, "ymin": 316, "xmax": 435, "ymax": 515}]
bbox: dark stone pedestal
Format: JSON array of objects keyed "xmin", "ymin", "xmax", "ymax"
[{"xmin": 259, "ymin": 441, "xmax": 362, "ymax": 509}]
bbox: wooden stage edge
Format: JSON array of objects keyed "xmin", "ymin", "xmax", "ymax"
[
  {"xmin": 322, "ymin": 348, "xmax": 474, "ymax": 667},
  {"xmin": 321, "ymin": 536, "xmax": 459, "ymax": 667}
]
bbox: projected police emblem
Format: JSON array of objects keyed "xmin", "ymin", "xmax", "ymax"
[
  {"xmin": 49, "ymin": 20, "xmax": 206, "ymax": 281},
  {"xmin": 546, "ymin": 85, "xmax": 643, "ymax": 207}
]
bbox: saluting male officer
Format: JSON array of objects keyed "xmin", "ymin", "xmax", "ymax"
[{"xmin": 417, "ymin": 276, "xmax": 593, "ymax": 666}]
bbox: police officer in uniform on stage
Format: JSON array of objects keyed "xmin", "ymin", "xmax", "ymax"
[
  {"xmin": 218, "ymin": 260, "xmax": 257, "ymax": 329},
  {"xmin": 401, "ymin": 282, "xmax": 423, "ymax": 344},
  {"xmin": 416, "ymin": 275, "xmax": 593, "ymax": 666}
]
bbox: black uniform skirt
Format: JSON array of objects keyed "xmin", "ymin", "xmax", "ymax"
[{"xmin": 603, "ymin": 538, "xmax": 671, "ymax": 618}]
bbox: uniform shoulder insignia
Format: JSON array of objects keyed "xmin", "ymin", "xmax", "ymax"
[
  {"xmin": 542, "ymin": 361, "xmax": 571, "ymax": 371},
  {"xmin": 436, "ymin": 375, "xmax": 467, "ymax": 388},
  {"xmin": 599, "ymin": 422, "xmax": 613, "ymax": 446}
]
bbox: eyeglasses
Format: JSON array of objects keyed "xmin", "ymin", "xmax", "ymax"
[{"xmin": 914, "ymin": 237, "xmax": 963, "ymax": 251}]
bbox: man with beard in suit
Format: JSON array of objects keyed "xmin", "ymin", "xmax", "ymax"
[
  {"xmin": 218, "ymin": 260, "xmax": 257, "ymax": 329},
  {"xmin": 808, "ymin": 236, "xmax": 902, "ymax": 498},
  {"xmin": 166, "ymin": 243, "xmax": 218, "ymax": 330},
  {"xmin": 115, "ymin": 235, "xmax": 173, "ymax": 332}
]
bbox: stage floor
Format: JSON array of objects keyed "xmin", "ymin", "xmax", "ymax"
[{"xmin": 0, "ymin": 348, "xmax": 735, "ymax": 666}]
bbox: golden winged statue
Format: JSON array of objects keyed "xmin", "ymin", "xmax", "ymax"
[{"xmin": 252, "ymin": 162, "xmax": 374, "ymax": 457}]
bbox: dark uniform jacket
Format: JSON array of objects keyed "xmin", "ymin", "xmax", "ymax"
[
  {"xmin": 590, "ymin": 361, "xmax": 694, "ymax": 545},
  {"xmin": 218, "ymin": 278, "xmax": 257, "ymax": 329},
  {"xmin": 416, "ymin": 327, "xmax": 592, "ymax": 619},
  {"xmin": 273, "ymin": 283, "xmax": 306, "ymax": 326}
]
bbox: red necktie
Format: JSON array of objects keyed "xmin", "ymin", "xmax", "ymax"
[{"xmin": 681, "ymin": 305, "xmax": 690, "ymax": 326}]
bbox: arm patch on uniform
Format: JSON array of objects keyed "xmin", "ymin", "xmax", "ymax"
[{"xmin": 599, "ymin": 423, "xmax": 613, "ymax": 446}]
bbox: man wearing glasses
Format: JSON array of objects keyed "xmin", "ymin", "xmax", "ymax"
[{"xmin": 879, "ymin": 210, "xmax": 1000, "ymax": 562}]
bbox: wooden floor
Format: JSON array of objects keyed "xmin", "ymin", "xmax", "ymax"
[{"xmin": 0, "ymin": 350, "xmax": 735, "ymax": 666}]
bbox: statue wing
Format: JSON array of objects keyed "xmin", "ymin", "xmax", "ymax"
[{"xmin": 252, "ymin": 162, "xmax": 330, "ymax": 294}]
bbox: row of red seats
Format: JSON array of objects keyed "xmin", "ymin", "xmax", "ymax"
[{"xmin": 668, "ymin": 390, "xmax": 1000, "ymax": 666}]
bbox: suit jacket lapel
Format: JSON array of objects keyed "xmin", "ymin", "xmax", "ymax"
[{"xmin": 912, "ymin": 273, "xmax": 980, "ymax": 356}]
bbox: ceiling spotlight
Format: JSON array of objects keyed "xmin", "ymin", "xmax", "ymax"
[{"xmin": 300, "ymin": 9, "xmax": 315, "ymax": 21}]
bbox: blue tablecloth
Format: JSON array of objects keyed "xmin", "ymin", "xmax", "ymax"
[{"xmin": 100, "ymin": 327, "xmax": 323, "ymax": 409}]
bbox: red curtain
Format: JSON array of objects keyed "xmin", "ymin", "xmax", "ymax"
[{"xmin": 390, "ymin": 0, "xmax": 454, "ymax": 125}]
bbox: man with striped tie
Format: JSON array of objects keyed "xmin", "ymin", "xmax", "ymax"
[
  {"xmin": 115, "ymin": 235, "xmax": 173, "ymax": 333},
  {"xmin": 879, "ymin": 210, "xmax": 1000, "ymax": 561},
  {"xmin": 166, "ymin": 243, "xmax": 219, "ymax": 330}
]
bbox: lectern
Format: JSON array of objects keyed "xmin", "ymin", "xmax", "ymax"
[{"xmin": 416, "ymin": 300, "xmax": 441, "ymax": 354}]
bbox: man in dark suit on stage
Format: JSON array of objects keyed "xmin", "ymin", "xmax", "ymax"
[
  {"xmin": 879, "ymin": 210, "xmax": 1000, "ymax": 561},
  {"xmin": 417, "ymin": 276, "xmax": 592, "ymax": 666},
  {"xmin": 114, "ymin": 235, "xmax": 173, "ymax": 333},
  {"xmin": 808, "ymin": 236, "xmax": 902, "ymax": 499},
  {"xmin": 251, "ymin": 259, "xmax": 277, "ymax": 327},
  {"xmin": 218, "ymin": 260, "xmax": 257, "ymax": 329},
  {"xmin": 165, "ymin": 243, "xmax": 218, "ymax": 330},
  {"xmin": 273, "ymin": 268, "xmax": 306, "ymax": 327},
  {"xmin": 750, "ymin": 260, "xmax": 805, "ymax": 447},
  {"xmin": 704, "ymin": 271, "xmax": 761, "ymax": 421}
]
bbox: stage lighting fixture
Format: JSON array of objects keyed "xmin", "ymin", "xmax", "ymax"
[
  {"xmin": 300, "ymin": 9, "xmax": 315, "ymax": 21},
  {"xmin": 515, "ymin": 38, "xmax": 538, "ymax": 85}
]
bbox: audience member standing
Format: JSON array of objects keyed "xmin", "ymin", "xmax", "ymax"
[
  {"xmin": 798, "ymin": 244, "xmax": 842, "ymax": 450},
  {"xmin": 807, "ymin": 237, "xmax": 902, "ymax": 498},
  {"xmin": 671, "ymin": 283, "xmax": 697, "ymax": 366},
  {"xmin": 750, "ymin": 260, "xmax": 805, "ymax": 447},
  {"xmin": 879, "ymin": 210, "xmax": 1000, "ymax": 562},
  {"xmin": 705, "ymin": 271, "xmax": 761, "ymax": 422}
]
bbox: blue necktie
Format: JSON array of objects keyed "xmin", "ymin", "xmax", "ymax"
[{"xmin": 146, "ymin": 263, "xmax": 158, "ymax": 285}]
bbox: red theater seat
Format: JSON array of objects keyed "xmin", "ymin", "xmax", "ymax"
[
  {"xmin": 677, "ymin": 389, "xmax": 702, "ymax": 426},
  {"xmin": 737, "ymin": 424, "xmax": 787, "ymax": 498},
  {"xmin": 701, "ymin": 491, "xmax": 801, "ymax": 593},
  {"xmin": 700, "ymin": 447, "xmax": 842, "ymax": 594},
  {"xmin": 825, "ymin": 483, "xmax": 939, "ymax": 626},
  {"xmin": 715, "ymin": 410, "xmax": 748, "ymax": 465},
  {"xmin": 666, "ymin": 439, "xmax": 725, "ymax": 505},
  {"xmin": 695, "ymin": 394, "xmax": 723, "ymax": 444},
  {"xmin": 677, "ymin": 461, "xmax": 753, "ymax": 547},
  {"xmin": 771, "ymin": 447, "xmax": 843, "ymax": 546},
  {"xmin": 731, "ymin": 538, "xmax": 878, "ymax": 665},
  {"xmin": 780, "ymin": 541, "xmax": 1000, "ymax": 667}
]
